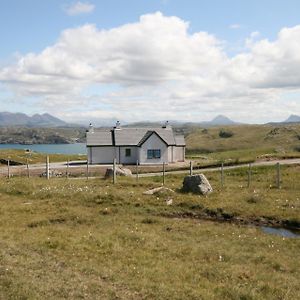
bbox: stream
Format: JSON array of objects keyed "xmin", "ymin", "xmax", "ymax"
[{"xmin": 261, "ymin": 226, "xmax": 300, "ymax": 238}]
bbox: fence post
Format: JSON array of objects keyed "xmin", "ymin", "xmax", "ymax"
[
  {"xmin": 247, "ymin": 163, "xmax": 251, "ymax": 188},
  {"xmin": 136, "ymin": 160, "xmax": 139, "ymax": 183},
  {"xmin": 26, "ymin": 159, "xmax": 30, "ymax": 178},
  {"xmin": 86, "ymin": 160, "xmax": 89, "ymax": 180},
  {"xmin": 276, "ymin": 163, "xmax": 281, "ymax": 189},
  {"xmin": 46, "ymin": 156, "xmax": 50, "ymax": 180},
  {"xmin": 7, "ymin": 159, "xmax": 10, "ymax": 179},
  {"xmin": 189, "ymin": 161, "xmax": 193, "ymax": 176},
  {"xmin": 113, "ymin": 158, "xmax": 116, "ymax": 184},
  {"xmin": 66, "ymin": 159, "xmax": 69, "ymax": 179},
  {"xmin": 162, "ymin": 162, "xmax": 165, "ymax": 185},
  {"xmin": 221, "ymin": 162, "xmax": 224, "ymax": 187}
]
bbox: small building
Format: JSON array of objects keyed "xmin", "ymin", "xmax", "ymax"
[{"xmin": 86, "ymin": 122, "xmax": 185, "ymax": 165}]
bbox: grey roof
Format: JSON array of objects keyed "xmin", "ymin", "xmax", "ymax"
[
  {"xmin": 114, "ymin": 128, "xmax": 152, "ymax": 146},
  {"xmin": 175, "ymin": 135, "xmax": 186, "ymax": 146},
  {"xmin": 137, "ymin": 131, "xmax": 155, "ymax": 146},
  {"xmin": 86, "ymin": 127, "xmax": 185, "ymax": 147},
  {"xmin": 86, "ymin": 130, "xmax": 113, "ymax": 146}
]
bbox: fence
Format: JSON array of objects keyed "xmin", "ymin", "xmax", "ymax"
[{"xmin": 0, "ymin": 156, "xmax": 290, "ymax": 190}]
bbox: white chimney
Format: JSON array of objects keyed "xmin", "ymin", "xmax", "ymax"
[
  {"xmin": 115, "ymin": 120, "xmax": 121, "ymax": 129},
  {"xmin": 162, "ymin": 120, "xmax": 170, "ymax": 129},
  {"xmin": 89, "ymin": 123, "xmax": 94, "ymax": 133}
]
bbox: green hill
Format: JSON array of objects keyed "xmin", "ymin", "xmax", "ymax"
[{"xmin": 185, "ymin": 124, "xmax": 300, "ymax": 163}]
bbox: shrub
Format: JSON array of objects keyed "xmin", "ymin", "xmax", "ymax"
[
  {"xmin": 219, "ymin": 129, "xmax": 234, "ymax": 138},
  {"xmin": 294, "ymin": 146, "xmax": 300, "ymax": 152}
]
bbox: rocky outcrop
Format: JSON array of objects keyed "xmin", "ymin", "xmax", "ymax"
[{"xmin": 143, "ymin": 187, "xmax": 174, "ymax": 195}]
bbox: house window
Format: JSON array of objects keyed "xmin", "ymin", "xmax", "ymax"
[
  {"xmin": 125, "ymin": 148, "xmax": 131, "ymax": 157},
  {"xmin": 147, "ymin": 149, "xmax": 161, "ymax": 159}
]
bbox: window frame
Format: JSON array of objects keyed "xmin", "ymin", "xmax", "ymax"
[
  {"xmin": 147, "ymin": 149, "xmax": 161, "ymax": 159},
  {"xmin": 125, "ymin": 148, "xmax": 131, "ymax": 157}
]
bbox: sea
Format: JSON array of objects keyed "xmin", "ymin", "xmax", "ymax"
[{"xmin": 0, "ymin": 143, "xmax": 87, "ymax": 155}]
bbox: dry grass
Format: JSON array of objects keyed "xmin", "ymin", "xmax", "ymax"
[
  {"xmin": 186, "ymin": 124, "xmax": 300, "ymax": 161},
  {"xmin": 0, "ymin": 164, "xmax": 299, "ymax": 299},
  {"xmin": 0, "ymin": 149, "xmax": 86, "ymax": 165}
]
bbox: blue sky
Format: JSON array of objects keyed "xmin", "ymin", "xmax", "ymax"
[
  {"xmin": 0, "ymin": 0, "xmax": 300, "ymax": 124},
  {"xmin": 1, "ymin": 0, "xmax": 300, "ymax": 57}
]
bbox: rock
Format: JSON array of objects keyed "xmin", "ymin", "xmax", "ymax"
[
  {"xmin": 182, "ymin": 174, "xmax": 213, "ymax": 195},
  {"xmin": 143, "ymin": 187, "xmax": 174, "ymax": 195},
  {"xmin": 166, "ymin": 198, "xmax": 173, "ymax": 205},
  {"xmin": 105, "ymin": 167, "xmax": 132, "ymax": 178}
]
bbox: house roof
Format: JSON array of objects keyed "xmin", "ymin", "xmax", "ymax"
[
  {"xmin": 86, "ymin": 127, "xmax": 185, "ymax": 147},
  {"xmin": 86, "ymin": 130, "xmax": 112, "ymax": 146},
  {"xmin": 175, "ymin": 135, "xmax": 186, "ymax": 146}
]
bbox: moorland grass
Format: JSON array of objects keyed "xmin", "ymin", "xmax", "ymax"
[
  {"xmin": 186, "ymin": 124, "xmax": 300, "ymax": 164},
  {"xmin": 0, "ymin": 164, "xmax": 299, "ymax": 299},
  {"xmin": 0, "ymin": 149, "xmax": 86, "ymax": 165}
]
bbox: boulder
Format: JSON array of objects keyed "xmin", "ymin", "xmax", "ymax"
[
  {"xmin": 182, "ymin": 174, "xmax": 213, "ymax": 195},
  {"xmin": 143, "ymin": 187, "xmax": 174, "ymax": 195},
  {"xmin": 105, "ymin": 167, "xmax": 132, "ymax": 178}
]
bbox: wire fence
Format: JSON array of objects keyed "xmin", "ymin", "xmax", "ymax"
[{"xmin": 0, "ymin": 156, "xmax": 298, "ymax": 191}]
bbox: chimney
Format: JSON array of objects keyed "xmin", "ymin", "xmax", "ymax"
[
  {"xmin": 114, "ymin": 120, "xmax": 121, "ymax": 130},
  {"xmin": 89, "ymin": 123, "xmax": 94, "ymax": 133},
  {"xmin": 162, "ymin": 120, "xmax": 170, "ymax": 129}
]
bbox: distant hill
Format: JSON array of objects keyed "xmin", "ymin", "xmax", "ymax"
[
  {"xmin": 126, "ymin": 115, "xmax": 238, "ymax": 128},
  {"xmin": 202, "ymin": 115, "xmax": 237, "ymax": 126},
  {"xmin": 284, "ymin": 114, "xmax": 300, "ymax": 123},
  {"xmin": 0, "ymin": 112, "xmax": 67, "ymax": 127}
]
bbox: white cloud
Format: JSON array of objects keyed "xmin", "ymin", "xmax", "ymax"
[
  {"xmin": 0, "ymin": 12, "xmax": 300, "ymax": 123},
  {"xmin": 65, "ymin": 1, "xmax": 95, "ymax": 16},
  {"xmin": 245, "ymin": 31, "xmax": 260, "ymax": 48}
]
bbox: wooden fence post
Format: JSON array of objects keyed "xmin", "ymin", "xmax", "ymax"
[
  {"xmin": 221, "ymin": 162, "xmax": 224, "ymax": 187},
  {"xmin": 7, "ymin": 159, "xmax": 10, "ymax": 179},
  {"xmin": 86, "ymin": 161, "xmax": 89, "ymax": 180},
  {"xmin": 66, "ymin": 159, "xmax": 69, "ymax": 178},
  {"xmin": 113, "ymin": 158, "xmax": 116, "ymax": 184},
  {"xmin": 162, "ymin": 162, "xmax": 165, "ymax": 185},
  {"xmin": 189, "ymin": 161, "xmax": 193, "ymax": 176},
  {"xmin": 46, "ymin": 156, "xmax": 50, "ymax": 180},
  {"xmin": 276, "ymin": 163, "xmax": 281, "ymax": 189},
  {"xmin": 26, "ymin": 159, "xmax": 30, "ymax": 178},
  {"xmin": 247, "ymin": 163, "xmax": 252, "ymax": 188},
  {"xmin": 136, "ymin": 160, "xmax": 139, "ymax": 183}
]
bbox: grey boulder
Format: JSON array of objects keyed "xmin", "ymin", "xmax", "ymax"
[
  {"xmin": 182, "ymin": 174, "xmax": 213, "ymax": 195},
  {"xmin": 105, "ymin": 167, "xmax": 132, "ymax": 178}
]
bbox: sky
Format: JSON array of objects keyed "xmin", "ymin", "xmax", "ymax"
[{"xmin": 0, "ymin": 0, "xmax": 300, "ymax": 125}]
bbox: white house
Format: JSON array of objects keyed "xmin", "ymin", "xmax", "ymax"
[{"xmin": 86, "ymin": 122, "xmax": 185, "ymax": 165}]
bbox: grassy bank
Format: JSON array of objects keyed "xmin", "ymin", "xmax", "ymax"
[
  {"xmin": 0, "ymin": 149, "xmax": 86, "ymax": 165},
  {"xmin": 185, "ymin": 124, "xmax": 300, "ymax": 165},
  {"xmin": 0, "ymin": 164, "xmax": 299, "ymax": 299}
]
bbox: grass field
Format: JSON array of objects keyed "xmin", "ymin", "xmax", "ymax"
[
  {"xmin": 186, "ymin": 124, "xmax": 300, "ymax": 165},
  {"xmin": 0, "ymin": 149, "xmax": 86, "ymax": 165},
  {"xmin": 0, "ymin": 164, "xmax": 299, "ymax": 299}
]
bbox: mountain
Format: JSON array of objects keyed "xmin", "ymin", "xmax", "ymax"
[
  {"xmin": 284, "ymin": 114, "xmax": 300, "ymax": 123},
  {"xmin": 0, "ymin": 112, "xmax": 67, "ymax": 127},
  {"xmin": 126, "ymin": 115, "xmax": 238, "ymax": 129},
  {"xmin": 207, "ymin": 115, "xmax": 237, "ymax": 126}
]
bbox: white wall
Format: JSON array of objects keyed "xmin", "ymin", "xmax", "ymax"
[
  {"xmin": 88, "ymin": 146, "xmax": 116, "ymax": 164},
  {"xmin": 88, "ymin": 143, "xmax": 185, "ymax": 164},
  {"xmin": 139, "ymin": 134, "xmax": 168, "ymax": 164},
  {"xmin": 119, "ymin": 146, "xmax": 138, "ymax": 164},
  {"xmin": 173, "ymin": 146, "xmax": 185, "ymax": 162},
  {"xmin": 168, "ymin": 146, "xmax": 174, "ymax": 163}
]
